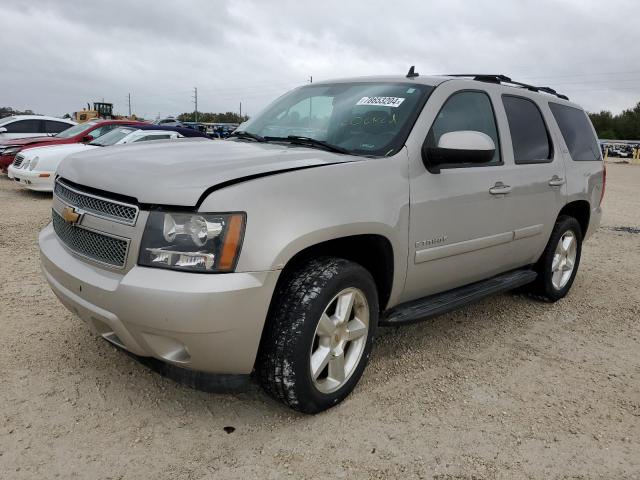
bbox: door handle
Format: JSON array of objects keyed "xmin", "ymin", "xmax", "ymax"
[
  {"xmin": 548, "ymin": 176, "xmax": 565, "ymax": 187},
  {"xmin": 489, "ymin": 182, "xmax": 512, "ymax": 195}
]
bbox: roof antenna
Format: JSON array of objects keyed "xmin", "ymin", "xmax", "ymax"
[{"xmin": 406, "ymin": 65, "xmax": 419, "ymax": 78}]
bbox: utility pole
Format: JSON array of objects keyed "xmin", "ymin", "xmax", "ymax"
[
  {"xmin": 193, "ymin": 87, "xmax": 198, "ymax": 122},
  {"xmin": 239, "ymin": 101, "xmax": 242, "ymax": 121},
  {"xmin": 127, "ymin": 93, "xmax": 131, "ymax": 117},
  {"xmin": 309, "ymin": 76, "xmax": 313, "ymax": 83}
]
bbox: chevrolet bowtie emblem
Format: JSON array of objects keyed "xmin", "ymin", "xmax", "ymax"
[{"xmin": 61, "ymin": 206, "xmax": 81, "ymax": 224}]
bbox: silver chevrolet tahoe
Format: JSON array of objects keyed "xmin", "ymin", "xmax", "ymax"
[{"xmin": 40, "ymin": 71, "xmax": 604, "ymax": 413}]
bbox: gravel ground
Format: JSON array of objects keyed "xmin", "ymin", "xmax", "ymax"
[{"xmin": 0, "ymin": 163, "xmax": 638, "ymax": 479}]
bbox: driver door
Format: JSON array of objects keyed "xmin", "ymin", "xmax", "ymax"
[{"xmin": 402, "ymin": 86, "xmax": 520, "ymax": 303}]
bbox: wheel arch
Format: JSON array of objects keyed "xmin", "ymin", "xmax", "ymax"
[
  {"xmin": 274, "ymin": 234, "xmax": 395, "ymax": 312},
  {"xmin": 558, "ymin": 200, "xmax": 590, "ymax": 237},
  {"xmin": 254, "ymin": 234, "xmax": 394, "ymax": 375}
]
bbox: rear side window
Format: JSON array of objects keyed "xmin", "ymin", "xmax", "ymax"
[
  {"xmin": 4, "ymin": 119, "xmax": 42, "ymax": 133},
  {"xmin": 89, "ymin": 124, "xmax": 118, "ymax": 138},
  {"xmin": 502, "ymin": 96, "xmax": 552, "ymax": 164},
  {"xmin": 549, "ymin": 103, "xmax": 601, "ymax": 161},
  {"xmin": 45, "ymin": 120, "xmax": 70, "ymax": 134},
  {"xmin": 134, "ymin": 134, "xmax": 172, "ymax": 142}
]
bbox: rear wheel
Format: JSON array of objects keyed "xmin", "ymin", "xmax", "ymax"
[
  {"xmin": 257, "ymin": 257, "xmax": 378, "ymax": 413},
  {"xmin": 529, "ymin": 215, "xmax": 582, "ymax": 301}
]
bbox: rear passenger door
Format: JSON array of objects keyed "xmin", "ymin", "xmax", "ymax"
[{"xmin": 497, "ymin": 95, "xmax": 566, "ymax": 264}]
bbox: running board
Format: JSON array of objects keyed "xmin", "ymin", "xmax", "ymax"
[{"xmin": 381, "ymin": 269, "xmax": 537, "ymax": 325}]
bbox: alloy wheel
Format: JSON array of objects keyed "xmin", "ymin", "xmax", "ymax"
[
  {"xmin": 551, "ymin": 230, "xmax": 577, "ymax": 290},
  {"xmin": 309, "ymin": 287, "xmax": 370, "ymax": 394}
]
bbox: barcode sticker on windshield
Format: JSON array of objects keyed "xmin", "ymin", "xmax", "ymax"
[{"xmin": 356, "ymin": 96, "xmax": 405, "ymax": 108}]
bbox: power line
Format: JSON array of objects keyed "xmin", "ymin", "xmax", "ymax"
[
  {"xmin": 561, "ymin": 86, "xmax": 640, "ymax": 92},
  {"xmin": 519, "ymin": 70, "xmax": 640, "ymax": 81},
  {"xmin": 542, "ymin": 78, "xmax": 640, "ymax": 86}
]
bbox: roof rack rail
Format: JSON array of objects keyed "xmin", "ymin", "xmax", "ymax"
[{"xmin": 444, "ymin": 74, "xmax": 569, "ymax": 100}]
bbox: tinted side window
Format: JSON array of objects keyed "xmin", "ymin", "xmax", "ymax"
[
  {"xmin": 426, "ymin": 91, "xmax": 501, "ymax": 166},
  {"xmin": 4, "ymin": 119, "xmax": 42, "ymax": 133},
  {"xmin": 502, "ymin": 96, "xmax": 552, "ymax": 164},
  {"xmin": 45, "ymin": 121, "xmax": 70, "ymax": 134},
  {"xmin": 132, "ymin": 134, "xmax": 172, "ymax": 142},
  {"xmin": 549, "ymin": 103, "xmax": 601, "ymax": 161}
]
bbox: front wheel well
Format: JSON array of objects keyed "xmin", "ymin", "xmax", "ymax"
[
  {"xmin": 558, "ymin": 200, "xmax": 590, "ymax": 236},
  {"xmin": 276, "ymin": 235, "xmax": 394, "ymax": 312}
]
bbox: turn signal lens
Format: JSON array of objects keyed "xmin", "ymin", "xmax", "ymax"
[{"xmin": 218, "ymin": 214, "xmax": 244, "ymax": 272}]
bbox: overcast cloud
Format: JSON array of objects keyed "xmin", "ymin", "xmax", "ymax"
[{"xmin": 1, "ymin": 0, "xmax": 638, "ymax": 119}]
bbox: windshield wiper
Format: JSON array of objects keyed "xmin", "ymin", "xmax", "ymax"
[
  {"xmin": 229, "ymin": 130, "xmax": 265, "ymax": 142},
  {"xmin": 265, "ymin": 135, "xmax": 350, "ymax": 155}
]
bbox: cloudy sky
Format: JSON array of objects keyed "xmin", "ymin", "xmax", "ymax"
[{"xmin": 1, "ymin": 0, "xmax": 638, "ymax": 119}]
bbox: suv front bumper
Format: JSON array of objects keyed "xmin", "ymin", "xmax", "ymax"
[{"xmin": 39, "ymin": 223, "xmax": 280, "ymax": 374}]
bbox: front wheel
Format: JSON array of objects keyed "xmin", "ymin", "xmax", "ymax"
[
  {"xmin": 529, "ymin": 215, "xmax": 583, "ymax": 302},
  {"xmin": 257, "ymin": 258, "xmax": 378, "ymax": 413}
]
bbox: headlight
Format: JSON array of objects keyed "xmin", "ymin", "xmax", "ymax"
[
  {"xmin": 28, "ymin": 156, "xmax": 39, "ymax": 171},
  {"xmin": 3, "ymin": 147, "xmax": 20, "ymax": 156},
  {"xmin": 138, "ymin": 211, "xmax": 245, "ymax": 273}
]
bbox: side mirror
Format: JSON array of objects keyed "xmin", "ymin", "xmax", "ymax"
[
  {"xmin": 81, "ymin": 134, "xmax": 94, "ymax": 143},
  {"xmin": 423, "ymin": 130, "xmax": 496, "ymax": 173},
  {"xmin": 0, "ymin": 127, "xmax": 7, "ymax": 133}
]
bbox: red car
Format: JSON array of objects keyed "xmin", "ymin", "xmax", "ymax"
[{"xmin": 0, "ymin": 119, "xmax": 147, "ymax": 173}]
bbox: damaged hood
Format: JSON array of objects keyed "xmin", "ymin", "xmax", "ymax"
[{"xmin": 57, "ymin": 138, "xmax": 360, "ymax": 206}]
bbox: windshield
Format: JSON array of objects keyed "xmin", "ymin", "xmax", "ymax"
[
  {"xmin": 237, "ymin": 82, "xmax": 433, "ymax": 156},
  {"xmin": 55, "ymin": 121, "xmax": 98, "ymax": 139},
  {"xmin": 89, "ymin": 127, "xmax": 136, "ymax": 146}
]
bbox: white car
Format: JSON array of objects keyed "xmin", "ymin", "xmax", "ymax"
[
  {"xmin": 0, "ymin": 115, "xmax": 76, "ymax": 141},
  {"xmin": 8, "ymin": 127, "xmax": 187, "ymax": 192}
]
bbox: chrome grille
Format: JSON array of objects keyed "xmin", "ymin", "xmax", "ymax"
[
  {"xmin": 13, "ymin": 153, "xmax": 25, "ymax": 168},
  {"xmin": 54, "ymin": 179, "xmax": 139, "ymax": 225},
  {"xmin": 52, "ymin": 210, "xmax": 128, "ymax": 268}
]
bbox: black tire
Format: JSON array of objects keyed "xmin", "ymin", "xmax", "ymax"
[
  {"xmin": 529, "ymin": 215, "xmax": 583, "ymax": 302},
  {"xmin": 257, "ymin": 257, "xmax": 378, "ymax": 413}
]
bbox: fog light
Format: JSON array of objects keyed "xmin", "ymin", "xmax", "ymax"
[{"xmin": 141, "ymin": 333, "xmax": 191, "ymax": 364}]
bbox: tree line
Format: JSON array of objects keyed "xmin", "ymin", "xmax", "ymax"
[
  {"xmin": 177, "ymin": 111, "xmax": 249, "ymax": 123},
  {"xmin": 1, "ymin": 106, "xmax": 37, "ymax": 117},
  {"xmin": 588, "ymin": 102, "xmax": 640, "ymax": 140}
]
